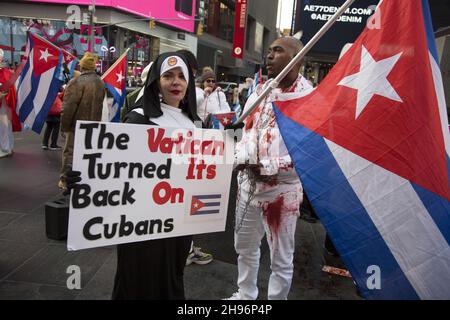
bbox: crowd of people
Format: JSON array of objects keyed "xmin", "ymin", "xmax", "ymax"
[{"xmin": 1, "ymin": 36, "xmax": 337, "ymax": 300}]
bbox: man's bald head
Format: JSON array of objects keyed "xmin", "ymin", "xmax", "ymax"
[
  {"xmin": 277, "ymin": 37, "xmax": 304, "ymax": 56},
  {"xmin": 266, "ymin": 37, "xmax": 304, "ymax": 83}
]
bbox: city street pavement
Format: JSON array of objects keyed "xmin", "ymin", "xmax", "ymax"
[{"xmin": 0, "ymin": 131, "xmax": 360, "ymax": 300}]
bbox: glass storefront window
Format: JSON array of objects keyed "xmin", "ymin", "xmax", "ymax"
[
  {"xmin": 0, "ymin": 16, "xmax": 109, "ymax": 65},
  {"xmin": 203, "ymin": 0, "xmax": 234, "ymax": 43},
  {"xmin": 0, "ymin": 16, "xmax": 153, "ymax": 85},
  {"xmin": 124, "ymin": 29, "xmax": 153, "ymax": 88},
  {"xmin": 218, "ymin": 2, "xmax": 234, "ymax": 42}
]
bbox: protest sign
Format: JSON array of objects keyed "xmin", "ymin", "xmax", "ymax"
[{"xmin": 67, "ymin": 121, "xmax": 234, "ymax": 251}]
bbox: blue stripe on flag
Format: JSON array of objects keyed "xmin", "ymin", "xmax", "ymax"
[
  {"xmin": 421, "ymin": 0, "xmax": 439, "ymax": 64},
  {"xmin": 194, "ymin": 210, "xmax": 220, "ymax": 215},
  {"xmin": 105, "ymin": 83, "xmax": 125, "ymax": 123},
  {"xmin": 195, "ymin": 194, "xmax": 221, "ymax": 199},
  {"xmin": 32, "ymin": 74, "xmax": 63, "ymax": 133},
  {"xmin": 18, "ymin": 66, "xmax": 41, "ymax": 122},
  {"xmin": 18, "ymin": 57, "xmax": 30, "ymax": 89},
  {"xmin": 273, "ymin": 104, "xmax": 420, "ymax": 299},
  {"xmin": 204, "ymin": 202, "xmax": 220, "ymax": 207},
  {"xmin": 412, "ymin": 183, "xmax": 450, "ymax": 247},
  {"xmin": 104, "ymin": 83, "xmax": 124, "ymax": 104},
  {"xmin": 68, "ymin": 59, "xmax": 78, "ymax": 78}
]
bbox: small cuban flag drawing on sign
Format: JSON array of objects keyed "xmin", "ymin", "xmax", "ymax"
[{"xmin": 190, "ymin": 194, "xmax": 222, "ymax": 216}]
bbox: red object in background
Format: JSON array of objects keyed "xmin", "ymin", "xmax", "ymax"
[
  {"xmin": 232, "ymin": 0, "xmax": 247, "ymax": 59},
  {"xmin": 0, "ymin": 68, "xmax": 21, "ymax": 132},
  {"xmin": 48, "ymin": 95, "xmax": 62, "ymax": 116}
]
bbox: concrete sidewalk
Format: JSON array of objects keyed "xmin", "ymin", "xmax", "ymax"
[{"xmin": 0, "ymin": 131, "xmax": 359, "ymax": 300}]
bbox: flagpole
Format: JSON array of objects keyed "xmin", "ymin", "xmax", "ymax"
[
  {"xmin": 234, "ymin": 0, "xmax": 357, "ymax": 125},
  {"xmin": 101, "ymin": 48, "xmax": 130, "ymax": 80}
]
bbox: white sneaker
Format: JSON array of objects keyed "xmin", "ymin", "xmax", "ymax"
[
  {"xmin": 223, "ymin": 292, "xmax": 242, "ymax": 300},
  {"xmin": 185, "ymin": 246, "xmax": 213, "ymax": 266}
]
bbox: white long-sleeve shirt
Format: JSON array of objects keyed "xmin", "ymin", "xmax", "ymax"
[
  {"xmin": 197, "ymin": 87, "xmax": 231, "ymax": 122},
  {"xmin": 235, "ymin": 75, "xmax": 313, "ymax": 206}
]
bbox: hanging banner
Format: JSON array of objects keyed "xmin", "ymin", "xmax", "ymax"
[
  {"xmin": 67, "ymin": 121, "xmax": 234, "ymax": 251},
  {"xmin": 232, "ymin": 0, "xmax": 248, "ymax": 59}
]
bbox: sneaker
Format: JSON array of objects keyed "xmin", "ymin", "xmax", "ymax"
[
  {"xmin": 223, "ymin": 292, "xmax": 242, "ymax": 300},
  {"xmin": 186, "ymin": 246, "xmax": 213, "ymax": 265},
  {"xmin": 49, "ymin": 145, "xmax": 62, "ymax": 151},
  {"xmin": 58, "ymin": 179, "xmax": 67, "ymax": 190},
  {"xmin": 42, "ymin": 145, "xmax": 49, "ymax": 150}
]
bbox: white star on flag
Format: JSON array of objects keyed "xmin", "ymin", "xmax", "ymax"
[
  {"xmin": 222, "ymin": 117, "xmax": 229, "ymax": 124},
  {"xmin": 39, "ymin": 48, "xmax": 52, "ymax": 62},
  {"xmin": 338, "ymin": 45, "xmax": 403, "ymax": 119},
  {"xmin": 194, "ymin": 203, "xmax": 198, "ymax": 208},
  {"xmin": 116, "ymin": 71, "xmax": 125, "ymax": 84}
]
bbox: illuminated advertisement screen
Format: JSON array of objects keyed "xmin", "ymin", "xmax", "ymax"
[
  {"xmin": 294, "ymin": 0, "xmax": 379, "ymax": 55},
  {"xmin": 24, "ymin": 0, "xmax": 196, "ymax": 32}
]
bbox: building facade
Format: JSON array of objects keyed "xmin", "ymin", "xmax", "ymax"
[
  {"xmin": 196, "ymin": 0, "xmax": 279, "ymax": 83},
  {"xmin": 291, "ymin": 0, "xmax": 450, "ymax": 86},
  {"xmin": 0, "ymin": 1, "xmax": 198, "ymax": 85}
]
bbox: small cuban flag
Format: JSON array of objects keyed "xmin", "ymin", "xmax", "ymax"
[
  {"xmin": 190, "ymin": 194, "xmax": 222, "ymax": 215},
  {"xmin": 207, "ymin": 111, "xmax": 237, "ymax": 129},
  {"xmin": 101, "ymin": 49, "xmax": 129, "ymax": 122},
  {"xmin": 60, "ymin": 49, "xmax": 78, "ymax": 80}
]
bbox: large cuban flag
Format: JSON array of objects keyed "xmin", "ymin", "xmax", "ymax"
[
  {"xmin": 16, "ymin": 33, "xmax": 64, "ymax": 133},
  {"xmin": 273, "ymin": 0, "xmax": 450, "ymax": 299},
  {"xmin": 102, "ymin": 52, "xmax": 127, "ymax": 122}
]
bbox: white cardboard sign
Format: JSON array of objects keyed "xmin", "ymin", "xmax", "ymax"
[{"xmin": 67, "ymin": 121, "xmax": 234, "ymax": 251}]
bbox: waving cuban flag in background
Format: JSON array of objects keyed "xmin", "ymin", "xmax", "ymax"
[
  {"xmin": 16, "ymin": 32, "xmax": 64, "ymax": 133},
  {"xmin": 102, "ymin": 50, "xmax": 128, "ymax": 122}
]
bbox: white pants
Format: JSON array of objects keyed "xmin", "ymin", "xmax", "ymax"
[
  {"xmin": 234, "ymin": 195, "xmax": 299, "ymax": 300},
  {"xmin": 0, "ymin": 101, "xmax": 13, "ymax": 157}
]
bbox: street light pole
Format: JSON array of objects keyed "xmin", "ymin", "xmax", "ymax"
[
  {"xmin": 89, "ymin": 0, "xmax": 96, "ymax": 53},
  {"xmin": 213, "ymin": 49, "xmax": 223, "ymax": 76}
]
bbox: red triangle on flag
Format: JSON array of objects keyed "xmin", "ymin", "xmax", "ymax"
[
  {"xmin": 102, "ymin": 53, "xmax": 127, "ymax": 90},
  {"xmin": 62, "ymin": 50, "xmax": 75, "ymax": 64},
  {"xmin": 190, "ymin": 196, "xmax": 205, "ymax": 215},
  {"xmin": 30, "ymin": 33, "xmax": 61, "ymax": 76}
]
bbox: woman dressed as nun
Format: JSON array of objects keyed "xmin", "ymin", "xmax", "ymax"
[{"xmin": 113, "ymin": 52, "xmax": 201, "ymax": 299}]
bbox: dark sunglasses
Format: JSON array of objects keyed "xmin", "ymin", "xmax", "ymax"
[{"xmin": 205, "ymin": 79, "xmax": 215, "ymax": 83}]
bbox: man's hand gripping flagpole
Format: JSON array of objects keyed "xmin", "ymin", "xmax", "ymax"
[{"xmin": 228, "ymin": 0, "xmax": 358, "ymax": 128}]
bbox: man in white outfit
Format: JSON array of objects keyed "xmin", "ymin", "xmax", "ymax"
[{"xmin": 227, "ymin": 37, "xmax": 313, "ymax": 300}]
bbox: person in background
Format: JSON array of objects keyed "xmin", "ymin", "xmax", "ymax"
[
  {"xmin": 0, "ymin": 49, "xmax": 20, "ymax": 158},
  {"xmin": 42, "ymin": 89, "xmax": 63, "ymax": 150},
  {"xmin": 177, "ymin": 49, "xmax": 214, "ymax": 266},
  {"xmin": 239, "ymin": 77, "xmax": 253, "ymax": 111},
  {"xmin": 59, "ymin": 52, "xmax": 105, "ymax": 189},
  {"xmin": 197, "ymin": 69, "xmax": 231, "ymax": 123}
]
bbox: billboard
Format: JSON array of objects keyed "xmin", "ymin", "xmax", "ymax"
[
  {"xmin": 294, "ymin": 0, "xmax": 379, "ymax": 56},
  {"xmin": 25, "ymin": 0, "xmax": 196, "ymax": 32}
]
